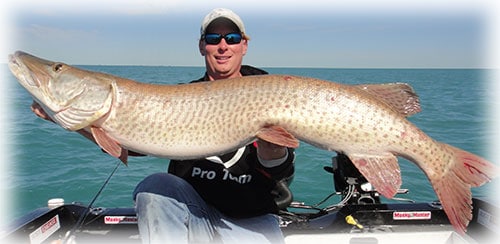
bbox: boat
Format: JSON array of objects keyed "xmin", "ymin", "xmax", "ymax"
[{"xmin": 2, "ymin": 155, "xmax": 498, "ymax": 244}]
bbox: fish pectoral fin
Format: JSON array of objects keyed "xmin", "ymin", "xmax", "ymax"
[
  {"xmin": 91, "ymin": 126, "xmax": 128, "ymax": 165},
  {"xmin": 354, "ymin": 83, "xmax": 421, "ymax": 117},
  {"xmin": 347, "ymin": 153, "xmax": 402, "ymax": 198},
  {"xmin": 256, "ymin": 125, "xmax": 299, "ymax": 148}
]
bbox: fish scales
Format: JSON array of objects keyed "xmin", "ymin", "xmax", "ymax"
[
  {"xmin": 8, "ymin": 51, "xmax": 497, "ymax": 234},
  {"xmin": 102, "ymin": 76, "xmax": 330, "ymax": 158}
]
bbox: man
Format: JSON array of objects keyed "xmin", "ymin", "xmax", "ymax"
[
  {"xmin": 30, "ymin": 8, "xmax": 294, "ymax": 243},
  {"xmin": 132, "ymin": 8, "xmax": 294, "ymax": 243}
]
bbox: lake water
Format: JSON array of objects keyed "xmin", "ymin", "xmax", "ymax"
[{"xmin": 3, "ymin": 65, "xmax": 496, "ymax": 224}]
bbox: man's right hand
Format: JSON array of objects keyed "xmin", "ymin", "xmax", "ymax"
[{"xmin": 31, "ymin": 101, "xmax": 54, "ymax": 122}]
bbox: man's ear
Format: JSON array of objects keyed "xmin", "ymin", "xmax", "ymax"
[
  {"xmin": 199, "ymin": 40, "xmax": 206, "ymax": 56},
  {"xmin": 242, "ymin": 39, "xmax": 248, "ymax": 56}
]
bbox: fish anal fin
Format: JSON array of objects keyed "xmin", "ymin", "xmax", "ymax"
[
  {"xmin": 91, "ymin": 126, "xmax": 128, "ymax": 165},
  {"xmin": 430, "ymin": 143, "xmax": 498, "ymax": 234},
  {"xmin": 355, "ymin": 83, "xmax": 421, "ymax": 117},
  {"xmin": 256, "ymin": 125, "xmax": 299, "ymax": 148},
  {"xmin": 347, "ymin": 153, "xmax": 402, "ymax": 198}
]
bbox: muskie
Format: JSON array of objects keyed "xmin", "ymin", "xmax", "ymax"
[{"xmin": 9, "ymin": 51, "xmax": 496, "ymax": 234}]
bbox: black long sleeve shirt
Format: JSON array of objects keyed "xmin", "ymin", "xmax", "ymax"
[{"xmin": 168, "ymin": 65, "xmax": 295, "ymax": 218}]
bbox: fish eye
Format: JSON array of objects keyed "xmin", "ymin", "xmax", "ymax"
[{"xmin": 53, "ymin": 63, "xmax": 64, "ymax": 72}]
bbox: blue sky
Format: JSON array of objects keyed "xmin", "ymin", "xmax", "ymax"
[{"xmin": 1, "ymin": 0, "xmax": 499, "ymax": 68}]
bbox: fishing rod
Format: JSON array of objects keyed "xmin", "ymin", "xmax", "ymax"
[{"xmin": 61, "ymin": 160, "xmax": 122, "ymax": 244}]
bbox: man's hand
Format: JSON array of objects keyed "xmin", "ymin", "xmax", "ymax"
[
  {"xmin": 31, "ymin": 101, "xmax": 54, "ymax": 122},
  {"xmin": 256, "ymin": 139, "xmax": 288, "ymax": 161}
]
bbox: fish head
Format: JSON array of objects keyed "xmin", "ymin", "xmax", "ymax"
[{"xmin": 9, "ymin": 51, "xmax": 114, "ymax": 130}]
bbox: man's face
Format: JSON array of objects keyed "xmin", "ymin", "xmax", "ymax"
[{"xmin": 200, "ymin": 22, "xmax": 248, "ymax": 80}]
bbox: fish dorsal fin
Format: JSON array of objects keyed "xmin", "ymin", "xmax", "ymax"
[
  {"xmin": 256, "ymin": 125, "xmax": 299, "ymax": 148},
  {"xmin": 91, "ymin": 126, "xmax": 128, "ymax": 165},
  {"xmin": 354, "ymin": 83, "xmax": 421, "ymax": 117},
  {"xmin": 347, "ymin": 153, "xmax": 402, "ymax": 198}
]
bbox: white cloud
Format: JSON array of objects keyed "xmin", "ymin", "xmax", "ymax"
[
  {"xmin": 7, "ymin": 0, "xmax": 190, "ymax": 16},
  {"xmin": 4, "ymin": 0, "xmax": 494, "ymax": 16},
  {"xmin": 22, "ymin": 24, "xmax": 99, "ymax": 41}
]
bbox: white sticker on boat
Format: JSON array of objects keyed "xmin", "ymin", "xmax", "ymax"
[
  {"xmin": 393, "ymin": 211, "xmax": 431, "ymax": 220},
  {"xmin": 29, "ymin": 215, "xmax": 60, "ymax": 244},
  {"xmin": 477, "ymin": 208, "xmax": 499, "ymax": 232},
  {"xmin": 104, "ymin": 216, "xmax": 138, "ymax": 224}
]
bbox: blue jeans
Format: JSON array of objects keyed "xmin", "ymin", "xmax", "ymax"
[{"xmin": 133, "ymin": 173, "xmax": 285, "ymax": 244}]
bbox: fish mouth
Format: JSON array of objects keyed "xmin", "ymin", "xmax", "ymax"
[{"xmin": 9, "ymin": 53, "xmax": 41, "ymax": 87}]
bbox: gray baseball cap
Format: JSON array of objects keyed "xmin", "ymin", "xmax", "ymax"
[{"xmin": 200, "ymin": 8, "xmax": 249, "ymax": 40}]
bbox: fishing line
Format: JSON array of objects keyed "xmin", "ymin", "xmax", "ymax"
[{"xmin": 62, "ymin": 160, "xmax": 122, "ymax": 244}]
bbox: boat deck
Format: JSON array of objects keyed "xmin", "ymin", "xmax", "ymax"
[{"xmin": 2, "ymin": 198, "xmax": 497, "ymax": 244}]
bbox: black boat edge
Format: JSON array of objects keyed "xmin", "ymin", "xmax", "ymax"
[{"xmin": 1, "ymin": 197, "xmax": 498, "ymax": 244}]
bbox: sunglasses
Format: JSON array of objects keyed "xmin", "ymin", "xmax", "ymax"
[{"xmin": 203, "ymin": 33, "xmax": 243, "ymax": 45}]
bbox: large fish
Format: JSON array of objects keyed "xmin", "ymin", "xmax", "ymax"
[{"xmin": 9, "ymin": 51, "xmax": 496, "ymax": 234}]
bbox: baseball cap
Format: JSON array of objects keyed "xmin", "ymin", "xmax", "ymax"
[{"xmin": 200, "ymin": 8, "xmax": 249, "ymax": 40}]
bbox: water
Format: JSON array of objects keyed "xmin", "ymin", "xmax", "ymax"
[{"xmin": 4, "ymin": 66, "xmax": 496, "ymax": 223}]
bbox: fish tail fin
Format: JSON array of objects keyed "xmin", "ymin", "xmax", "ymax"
[{"xmin": 431, "ymin": 143, "xmax": 497, "ymax": 234}]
